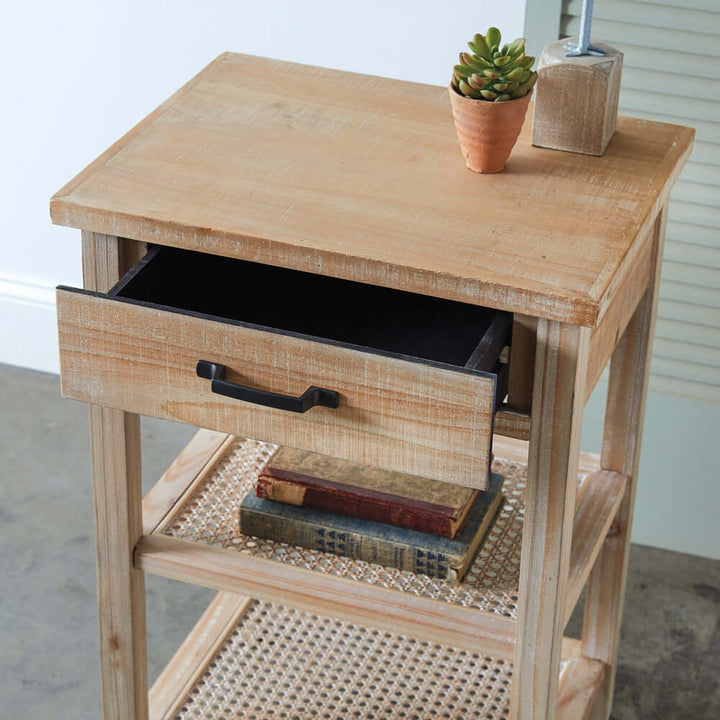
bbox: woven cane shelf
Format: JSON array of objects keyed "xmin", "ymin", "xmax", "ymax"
[
  {"xmin": 148, "ymin": 592, "xmax": 604, "ymax": 720},
  {"xmin": 138, "ymin": 431, "xmax": 626, "ymax": 658}
]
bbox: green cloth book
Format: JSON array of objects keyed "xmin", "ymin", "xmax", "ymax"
[{"xmin": 239, "ymin": 473, "xmax": 504, "ymax": 584}]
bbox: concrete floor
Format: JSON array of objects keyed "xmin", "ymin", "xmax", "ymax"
[{"xmin": 1, "ymin": 363, "xmax": 718, "ymax": 719}]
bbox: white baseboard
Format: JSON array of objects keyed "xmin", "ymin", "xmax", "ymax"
[{"xmin": 0, "ymin": 277, "xmax": 59, "ymax": 374}]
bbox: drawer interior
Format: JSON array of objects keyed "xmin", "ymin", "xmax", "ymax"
[{"xmin": 111, "ymin": 246, "xmax": 509, "ymax": 371}]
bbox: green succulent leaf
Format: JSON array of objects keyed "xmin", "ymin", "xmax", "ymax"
[
  {"xmin": 486, "ymin": 27, "xmax": 501, "ymax": 49},
  {"xmin": 506, "ymin": 66, "xmax": 524, "ymax": 81},
  {"xmin": 458, "ymin": 79, "xmax": 484, "ymax": 99},
  {"xmin": 468, "ymin": 74, "xmax": 489, "ymax": 89},
  {"xmin": 453, "ymin": 64, "xmax": 473, "ymax": 78},
  {"xmin": 454, "ymin": 28, "xmax": 535, "ymax": 100},
  {"xmin": 469, "ymin": 33, "xmax": 492, "ymax": 60},
  {"xmin": 506, "ymin": 38, "xmax": 526, "ymax": 57}
]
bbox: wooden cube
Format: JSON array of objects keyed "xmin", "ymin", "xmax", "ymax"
[{"xmin": 532, "ymin": 37, "xmax": 623, "ymax": 156}]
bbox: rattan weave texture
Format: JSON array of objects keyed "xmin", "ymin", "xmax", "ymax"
[
  {"xmin": 173, "ymin": 599, "xmax": 513, "ymax": 720},
  {"xmin": 161, "ymin": 438, "xmax": 551, "ymax": 617}
]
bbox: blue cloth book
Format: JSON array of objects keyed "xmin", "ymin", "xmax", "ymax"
[{"xmin": 239, "ymin": 472, "xmax": 504, "ymax": 584}]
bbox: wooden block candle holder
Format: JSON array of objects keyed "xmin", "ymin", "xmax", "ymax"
[{"xmin": 532, "ymin": 37, "xmax": 623, "ymax": 156}]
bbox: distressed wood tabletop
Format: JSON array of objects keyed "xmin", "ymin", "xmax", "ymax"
[{"xmin": 51, "ymin": 53, "xmax": 693, "ymax": 326}]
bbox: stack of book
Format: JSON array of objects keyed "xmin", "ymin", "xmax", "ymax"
[{"xmin": 239, "ymin": 447, "xmax": 504, "ymax": 585}]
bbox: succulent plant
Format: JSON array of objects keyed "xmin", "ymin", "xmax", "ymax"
[{"xmin": 451, "ymin": 28, "xmax": 538, "ymax": 102}]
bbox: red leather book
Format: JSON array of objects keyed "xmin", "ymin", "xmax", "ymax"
[{"xmin": 256, "ymin": 447, "xmax": 480, "ymax": 538}]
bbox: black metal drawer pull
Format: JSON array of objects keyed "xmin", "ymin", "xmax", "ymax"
[{"xmin": 196, "ymin": 360, "xmax": 339, "ymax": 413}]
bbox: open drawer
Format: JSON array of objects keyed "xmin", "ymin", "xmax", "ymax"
[{"xmin": 57, "ymin": 246, "xmax": 510, "ymax": 489}]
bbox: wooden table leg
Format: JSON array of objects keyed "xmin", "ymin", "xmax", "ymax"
[
  {"xmin": 581, "ymin": 207, "xmax": 668, "ymax": 720},
  {"xmin": 510, "ymin": 319, "xmax": 590, "ymax": 720},
  {"xmin": 83, "ymin": 232, "xmax": 149, "ymax": 720}
]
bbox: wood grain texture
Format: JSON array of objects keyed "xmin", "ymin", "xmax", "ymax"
[
  {"xmin": 584, "ymin": 221, "xmax": 653, "ymax": 403},
  {"xmin": 148, "ymin": 591, "xmax": 251, "ymax": 720},
  {"xmin": 135, "ymin": 533, "xmax": 518, "ymax": 658},
  {"xmin": 142, "ymin": 429, "xmax": 232, "ymax": 534},
  {"xmin": 147, "ymin": 599, "xmax": 598, "ymax": 720},
  {"xmin": 511, "ymin": 320, "xmax": 590, "ymax": 720},
  {"xmin": 564, "ymin": 471, "xmax": 627, "ymax": 626},
  {"xmin": 557, "ymin": 640, "xmax": 607, "ymax": 720},
  {"xmin": 533, "ymin": 39, "xmax": 623, "ymax": 156},
  {"xmin": 582, "ymin": 207, "xmax": 668, "ymax": 720},
  {"xmin": 493, "ymin": 435, "xmax": 600, "ymax": 476},
  {"xmin": 56, "ymin": 289, "xmax": 495, "ymax": 489},
  {"xmin": 52, "ymin": 53, "xmax": 694, "ymax": 326},
  {"xmin": 507, "ymin": 314, "xmax": 536, "ymax": 414},
  {"xmin": 494, "ymin": 408, "xmax": 531, "ymax": 441},
  {"xmin": 82, "ymin": 233, "xmax": 148, "ymax": 720}
]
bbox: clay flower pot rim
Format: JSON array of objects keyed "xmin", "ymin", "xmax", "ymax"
[{"xmin": 448, "ymin": 85, "xmax": 532, "ymax": 104}]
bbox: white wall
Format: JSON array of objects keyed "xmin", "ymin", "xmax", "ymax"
[
  {"xmin": 3, "ymin": 2, "xmax": 718, "ymax": 560},
  {"xmin": 0, "ymin": 0, "xmax": 525, "ymax": 375},
  {"xmin": 582, "ymin": 382, "xmax": 720, "ymax": 561}
]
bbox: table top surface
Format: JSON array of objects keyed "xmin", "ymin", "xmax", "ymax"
[{"xmin": 51, "ymin": 53, "xmax": 693, "ymax": 326}]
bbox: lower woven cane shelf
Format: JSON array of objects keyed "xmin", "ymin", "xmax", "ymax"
[
  {"xmin": 148, "ymin": 592, "xmax": 601, "ymax": 720},
  {"xmin": 138, "ymin": 431, "xmax": 621, "ymax": 718}
]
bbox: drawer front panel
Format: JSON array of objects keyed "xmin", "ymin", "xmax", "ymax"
[{"xmin": 57, "ymin": 289, "xmax": 495, "ymax": 488}]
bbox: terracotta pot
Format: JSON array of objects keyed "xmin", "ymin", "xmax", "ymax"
[{"xmin": 448, "ymin": 87, "xmax": 532, "ymax": 173}]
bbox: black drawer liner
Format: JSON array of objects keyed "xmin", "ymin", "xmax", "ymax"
[{"xmin": 111, "ymin": 246, "xmax": 510, "ymax": 372}]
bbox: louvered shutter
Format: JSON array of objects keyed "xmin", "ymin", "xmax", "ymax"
[{"xmin": 556, "ymin": 0, "xmax": 720, "ymax": 401}]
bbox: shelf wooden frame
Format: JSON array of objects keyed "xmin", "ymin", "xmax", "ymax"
[
  {"xmin": 135, "ymin": 431, "xmax": 624, "ymax": 662},
  {"xmin": 73, "ymin": 194, "xmax": 678, "ymax": 720},
  {"xmin": 52, "ymin": 53, "xmax": 692, "ymax": 720},
  {"xmin": 148, "ymin": 590, "xmax": 607, "ymax": 720}
]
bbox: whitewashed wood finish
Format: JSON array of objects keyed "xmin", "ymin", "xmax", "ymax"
[
  {"xmin": 54, "ymin": 56, "xmax": 693, "ymax": 720},
  {"xmin": 557, "ymin": 640, "xmax": 607, "ymax": 720},
  {"xmin": 533, "ymin": 39, "xmax": 623, "ymax": 156},
  {"xmin": 51, "ymin": 54, "xmax": 693, "ymax": 327},
  {"xmin": 564, "ymin": 471, "xmax": 627, "ymax": 626},
  {"xmin": 582, "ymin": 208, "xmax": 668, "ymax": 720},
  {"xmin": 148, "ymin": 592, "xmax": 251, "ymax": 720},
  {"xmin": 507, "ymin": 314, "xmax": 537, "ymax": 414},
  {"xmin": 585, "ymin": 221, "xmax": 653, "ymax": 403},
  {"xmin": 56, "ymin": 289, "xmax": 495, "ymax": 489},
  {"xmin": 135, "ymin": 533, "xmax": 518, "ymax": 659},
  {"xmin": 510, "ymin": 320, "xmax": 590, "ymax": 720},
  {"xmin": 148, "ymin": 597, "xmax": 601, "ymax": 720},
  {"xmin": 494, "ymin": 408, "xmax": 531, "ymax": 441},
  {"xmin": 142, "ymin": 430, "xmax": 232, "ymax": 535},
  {"xmin": 493, "ymin": 435, "xmax": 600, "ymax": 475},
  {"xmin": 83, "ymin": 233, "xmax": 148, "ymax": 720},
  {"xmin": 135, "ymin": 430, "xmax": 617, "ymax": 660}
]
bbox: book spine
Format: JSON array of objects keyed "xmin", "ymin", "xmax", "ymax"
[
  {"xmin": 256, "ymin": 475, "xmax": 453, "ymax": 537},
  {"xmin": 239, "ymin": 504, "xmax": 455, "ymax": 582}
]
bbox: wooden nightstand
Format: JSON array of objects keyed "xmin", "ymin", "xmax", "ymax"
[{"xmin": 51, "ymin": 53, "xmax": 693, "ymax": 720}]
